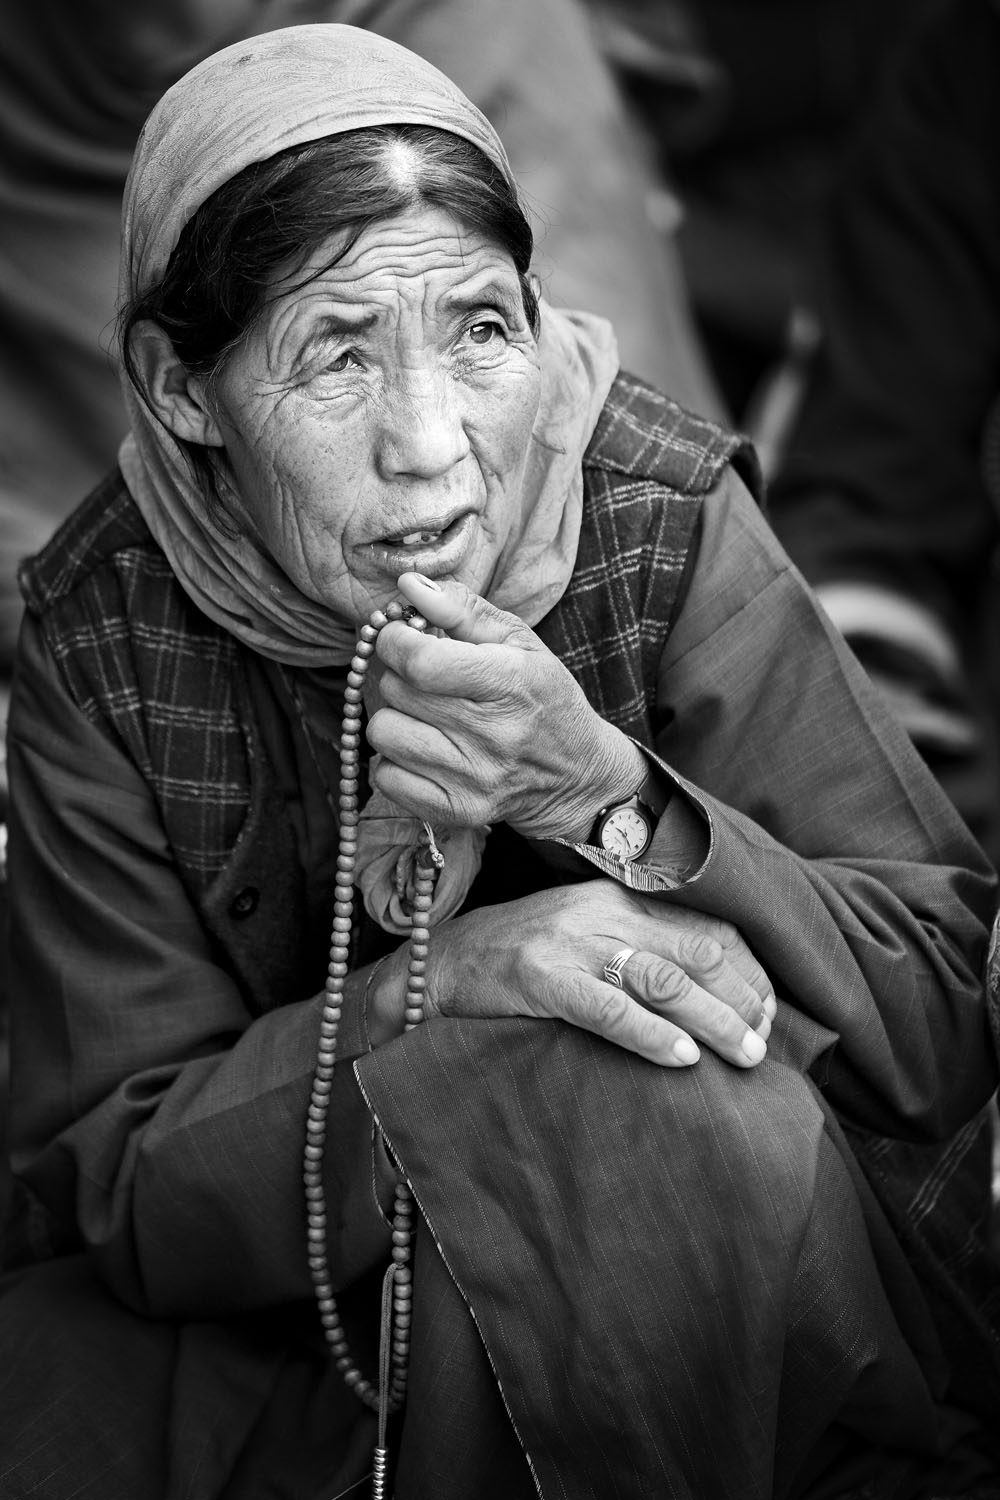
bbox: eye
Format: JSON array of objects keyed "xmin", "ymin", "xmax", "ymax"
[
  {"xmin": 467, "ymin": 320, "xmax": 505, "ymax": 346},
  {"xmin": 328, "ymin": 349, "xmax": 361, "ymax": 373}
]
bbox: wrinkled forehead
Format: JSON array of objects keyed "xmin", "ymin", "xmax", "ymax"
[
  {"xmin": 263, "ymin": 207, "xmax": 526, "ymax": 329},
  {"xmin": 121, "ymin": 22, "xmax": 515, "ymax": 297}
]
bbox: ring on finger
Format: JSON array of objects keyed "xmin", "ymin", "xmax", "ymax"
[{"xmin": 603, "ymin": 948, "xmax": 637, "ymax": 989}]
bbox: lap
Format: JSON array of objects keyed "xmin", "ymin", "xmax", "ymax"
[
  {"xmin": 2, "ymin": 1021, "xmax": 995, "ymax": 1500},
  {"xmin": 358, "ymin": 1017, "xmax": 979, "ymax": 1499}
]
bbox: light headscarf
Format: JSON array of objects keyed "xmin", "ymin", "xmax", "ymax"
[
  {"xmin": 117, "ymin": 24, "xmax": 620, "ymax": 930},
  {"xmin": 117, "ymin": 22, "xmax": 619, "ymax": 665}
]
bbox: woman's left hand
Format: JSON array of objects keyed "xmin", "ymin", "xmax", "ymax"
[
  {"xmin": 366, "ymin": 877, "xmax": 775, "ymax": 1068},
  {"xmin": 367, "ymin": 572, "xmax": 647, "ymax": 839}
]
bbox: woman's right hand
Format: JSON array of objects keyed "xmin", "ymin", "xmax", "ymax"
[{"xmin": 370, "ymin": 878, "xmax": 775, "ymax": 1069}]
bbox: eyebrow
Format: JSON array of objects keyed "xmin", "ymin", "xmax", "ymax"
[
  {"xmin": 310, "ymin": 311, "xmax": 380, "ymax": 340},
  {"xmin": 292, "ymin": 310, "xmax": 379, "ymax": 372},
  {"xmin": 441, "ymin": 279, "xmax": 521, "ymax": 318}
]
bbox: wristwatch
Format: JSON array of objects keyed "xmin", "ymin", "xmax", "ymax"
[{"xmin": 591, "ymin": 769, "xmax": 669, "ymax": 861}]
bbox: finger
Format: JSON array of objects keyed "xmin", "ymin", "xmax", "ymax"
[
  {"xmin": 621, "ymin": 951, "xmax": 768, "ymax": 1068},
  {"xmin": 630, "ymin": 898, "xmax": 776, "ymax": 1009},
  {"xmin": 376, "ymin": 621, "xmax": 513, "ymax": 702},
  {"xmin": 549, "ymin": 969, "xmax": 704, "ymax": 1068},
  {"xmin": 711, "ymin": 923, "xmax": 776, "ymax": 1008},
  {"xmin": 375, "ymin": 667, "xmax": 513, "ymax": 749},
  {"xmin": 660, "ymin": 929, "xmax": 769, "ymax": 1030},
  {"xmin": 396, "ymin": 571, "xmax": 539, "ymax": 649},
  {"xmin": 367, "ymin": 704, "xmax": 450, "ymax": 764},
  {"xmin": 376, "ymin": 668, "xmax": 458, "ymax": 727},
  {"xmin": 367, "ymin": 710, "xmax": 485, "ymax": 823},
  {"xmin": 368, "ymin": 756, "xmax": 469, "ymax": 826}
]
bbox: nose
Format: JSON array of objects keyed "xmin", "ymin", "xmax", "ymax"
[{"xmin": 375, "ymin": 367, "xmax": 470, "ymax": 481}]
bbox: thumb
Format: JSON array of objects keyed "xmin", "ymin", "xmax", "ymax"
[{"xmin": 396, "ymin": 571, "xmax": 536, "ymax": 648}]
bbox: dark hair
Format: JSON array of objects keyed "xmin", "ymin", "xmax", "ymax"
[{"xmin": 120, "ymin": 123, "xmax": 539, "ymax": 399}]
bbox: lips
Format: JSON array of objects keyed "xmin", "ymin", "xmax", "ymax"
[{"xmin": 369, "ymin": 509, "xmax": 478, "ymax": 577}]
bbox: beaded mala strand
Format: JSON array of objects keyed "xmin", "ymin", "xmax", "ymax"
[{"xmin": 302, "ymin": 600, "xmax": 438, "ymax": 1498}]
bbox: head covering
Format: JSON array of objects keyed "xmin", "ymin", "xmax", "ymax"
[{"xmin": 117, "ymin": 23, "xmax": 619, "ymax": 666}]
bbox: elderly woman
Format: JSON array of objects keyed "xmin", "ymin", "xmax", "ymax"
[{"xmin": 1, "ymin": 24, "xmax": 998, "ymax": 1500}]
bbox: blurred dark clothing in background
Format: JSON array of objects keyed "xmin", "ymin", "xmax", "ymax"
[
  {"xmin": 766, "ymin": 0, "xmax": 1000, "ymax": 861},
  {"xmin": 592, "ymin": 0, "xmax": 920, "ymax": 425}
]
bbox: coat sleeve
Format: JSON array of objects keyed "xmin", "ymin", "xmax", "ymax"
[
  {"xmin": 650, "ymin": 466, "xmax": 998, "ymax": 1139},
  {"xmin": 5, "ymin": 613, "xmax": 394, "ymax": 1318}
]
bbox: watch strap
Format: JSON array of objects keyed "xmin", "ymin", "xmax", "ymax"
[{"xmin": 636, "ymin": 764, "xmax": 670, "ymax": 819}]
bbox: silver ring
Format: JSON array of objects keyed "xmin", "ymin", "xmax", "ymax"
[{"xmin": 603, "ymin": 948, "xmax": 637, "ymax": 989}]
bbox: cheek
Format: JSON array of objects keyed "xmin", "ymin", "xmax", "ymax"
[
  {"xmin": 232, "ymin": 403, "xmax": 367, "ymax": 550},
  {"xmin": 472, "ymin": 365, "xmax": 541, "ymax": 477}
]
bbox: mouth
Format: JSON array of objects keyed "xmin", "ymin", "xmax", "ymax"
[
  {"xmin": 369, "ymin": 510, "xmax": 479, "ymax": 577},
  {"xmin": 383, "ymin": 527, "xmax": 447, "ymax": 548}
]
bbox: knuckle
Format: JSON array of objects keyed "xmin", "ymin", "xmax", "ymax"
[
  {"xmin": 585, "ymin": 985, "xmax": 629, "ymax": 1033},
  {"xmin": 677, "ymin": 931, "xmax": 724, "ymax": 973},
  {"xmin": 375, "ymin": 621, "xmax": 408, "ymax": 665},
  {"xmin": 710, "ymin": 918, "xmax": 743, "ymax": 954},
  {"xmin": 403, "ymin": 641, "xmax": 439, "ymax": 692},
  {"xmin": 719, "ymin": 925, "xmax": 752, "ymax": 965},
  {"xmin": 472, "ymin": 591, "xmax": 503, "ymax": 626},
  {"xmin": 445, "ymin": 794, "xmax": 486, "ymax": 829},
  {"xmin": 647, "ymin": 958, "xmax": 692, "ymax": 1005},
  {"xmin": 708, "ymin": 914, "xmax": 738, "ymax": 943},
  {"xmin": 364, "ymin": 710, "xmax": 388, "ymax": 752},
  {"xmin": 470, "ymin": 588, "xmax": 520, "ymax": 637},
  {"xmin": 469, "ymin": 648, "xmax": 516, "ymax": 702}
]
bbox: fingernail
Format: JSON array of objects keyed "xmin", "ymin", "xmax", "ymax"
[
  {"xmin": 742, "ymin": 1031, "xmax": 767, "ymax": 1063},
  {"xmin": 755, "ymin": 1012, "xmax": 772, "ymax": 1042},
  {"xmin": 409, "ymin": 572, "xmax": 442, "ymax": 591},
  {"xmin": 763, "ymin": 994, "xmax": 777, "ymax": 1020},
  {"xmin": 673, "ymin": 1037, "xmax": 700, "ymax": 1065}
]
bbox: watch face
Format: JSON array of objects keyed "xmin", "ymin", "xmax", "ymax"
[{"xmin": 599, "ymin": 805, "xmax": 651, "ymax": 859}]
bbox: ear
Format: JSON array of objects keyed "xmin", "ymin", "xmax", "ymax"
[{"xmin": 128, "ymin": 320, "xmax": 224, "ymax": 448}]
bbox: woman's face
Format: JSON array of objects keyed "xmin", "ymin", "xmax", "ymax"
[{"xmin": 206, "ymin": 205, "xmax": 542, "ymax": 623}]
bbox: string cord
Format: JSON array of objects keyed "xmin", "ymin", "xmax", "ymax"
[{"xmin": 300, "ymin": 601, "xmax": 435, "ymax": 1478}]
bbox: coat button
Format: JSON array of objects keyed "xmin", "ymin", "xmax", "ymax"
[{"xmin": 229, "ymin": 886, "xmax": 259, "ymax": 919}]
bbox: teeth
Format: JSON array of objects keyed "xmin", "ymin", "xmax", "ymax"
[{"xmin": 389, "ymin": 529, "xmax": 442, "ymax": 546}]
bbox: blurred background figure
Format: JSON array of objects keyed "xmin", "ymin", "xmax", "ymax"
[
  {"xmin": 0, "ymin": 0, "xmax": 724, "ymax": 732},
  {"xmin": 763, "ymin": 0, "xmax": 1000, "ymax": 863},
  {"xmin": 587, "ymin": 0, "xmax": 918, "ymax": 435}
]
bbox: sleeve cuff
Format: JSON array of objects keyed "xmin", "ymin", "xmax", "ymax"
[{"xmin": 551, "ymin": 745, "xmax": 711, "ymax": 892}]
